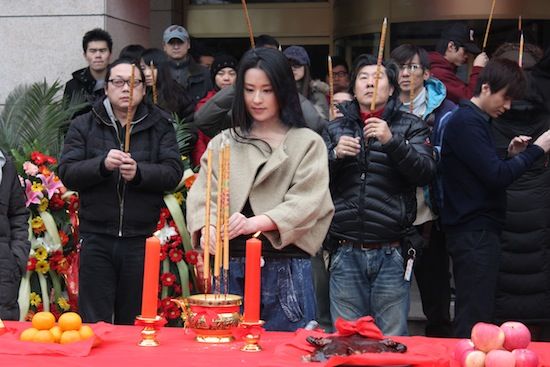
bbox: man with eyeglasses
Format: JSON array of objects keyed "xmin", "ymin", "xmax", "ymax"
[
  {"xmin": 64, "ymin": 28, "xmax": 113, "ymax": 117},
  {"xmin": 391, "ymin": 44, "xmax": 456, "ymax": 337},
  {"xmin": 162, "ymin": 25, "xmax": 212, "ymax": 105},
  {"xmin": 326, "ymin": 56, "xmax": 350, "ymax": 94},
  {"xmin": 59, "ymin": 59, "xmax": 183, "ymax": 325},
  {"xmin": 429, "ymin": 22, "xmax": 489, "ymax": 104}
]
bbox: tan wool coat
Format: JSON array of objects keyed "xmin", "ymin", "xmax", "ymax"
[{"xmin": 186, "ymin": 127, "xmax": 334, "ymax": 256}]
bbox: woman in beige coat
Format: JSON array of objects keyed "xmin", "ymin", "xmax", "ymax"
[{"xmin": 187, "ymin": 47, "xmax": 334, "ymax": 331}]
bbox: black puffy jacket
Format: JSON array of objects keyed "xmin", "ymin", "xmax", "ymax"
[
  {"xmin": 0, "ymin": 152, "xmax": 30, "ymax": 320},
  {"xmin": 63, "ymin": 67, "xmax": 105, "ymax": 117},
  {"xmin": 322, "ymin": 98, "xmax": 436, "ymax": 243},
  {"xmin": 59, "ymin": 98, "xmax": 183, "ymax": 238},
  {"xmin": 492, "ymin": 98, "xmax": 550, "ymax": 325}
]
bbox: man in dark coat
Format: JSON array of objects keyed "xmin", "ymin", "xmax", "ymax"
[
  {"xmin": 64, "ymin": 28, "xmax": 113, "ymax": 117},
  {"xmin": 323, "ymin": 54, "xmax": 436, "ymax": 336},
  {"xmin": 59, "ymin": 59, "xmax": 183, "ymax": 325},
  {"xmin": 0, "ymin": 151, "xmax": 30, "ymax": 320}
]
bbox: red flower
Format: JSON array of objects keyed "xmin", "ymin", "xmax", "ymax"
[
  {"xmin": 173, "ymin": 284, "xmax": 182, "ymax": 296},
  {"xmin": 27, "ymin": 258, "xmax": 37, "ymax": 271},
  {"xmin": 184, "ymin": 173, "xmax": 198, "ymax": 189},
  {"xmin": 185, "ymin": 250, "xmax": 199, "ymax": 265},
  {"xmin": 160, "ymin": 272, "xmax": 176, "ymax": 287},
  {"xmin": 166, "ymin": 307, "xmax": 181, "ymax": 320},
  {"xmin": 160, "ymin": 297, "xmax": 174, "ymax": 310},
  {"xmin": 68, "ymin": 195, "xmax": 79, "ymax": 211},
  {"xmin": 59, "ymin": 230, "xmax": 69, "ymax": 246},
  {"xmin": 31, "ymin": 151, "xmax": 47, "ymax": 165},
  {"xmin": 48, "ymin": 193, "xmax": 65, "ymax": 210},
  {"xmin": 169, "ymin": 248, "xmax": 183, "ymax": 263},
  {"xmin": 160, "ymin": 245, "xmax": 168, "ymax": 261},
  {"xmin": 168, "ymin": 236, "xmax": 182, "ymax": 248}
]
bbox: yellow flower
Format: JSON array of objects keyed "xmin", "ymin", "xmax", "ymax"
[
  {"xmin": 57, "ymin": 297, "xmax": 70, "ymax": 311},
  {"xmin": 35, "ymin": 260, "xmax": 50, "ymax": 274},
  {"xmin": 31, "ymin": 216, "xmax": 44, "ymax": 230},
  {"xmin": 31, "ymin": 182, "xmax": 44, "ymax": 192},
  {"xmin": 38, "ymin": 197, "xmax": 49, "ymax": 212},
  {"xmin": 34, "ymin": 246, "xmax": 48, "ymax": 261},
  {"xmin": 174, "ymin": 192, "xmax": 184, "ymax": 205},
  {"xmin": 30, "ymin": 292, "xmax": 42, "ymax": 307}
]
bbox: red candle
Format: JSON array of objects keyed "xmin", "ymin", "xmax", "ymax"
[
  {"xmin": 243, "ymin": 237, "xmax": 262, "ymax": 323},
  {"xmin": 141, "ymin": 236, "xmax": 161, "ymax": 318}
]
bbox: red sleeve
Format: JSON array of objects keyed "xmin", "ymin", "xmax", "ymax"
[
  {"xmin": 431, "ymin": 66, "xmax": 483, "ymax": 104},
  {"xmin": 191, "ymin": 130, "xmax": 211, "ymax": 167}
]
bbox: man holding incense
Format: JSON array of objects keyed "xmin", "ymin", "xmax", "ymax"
[
  {"xmin": 59, "ymin": 59, "xmax": 183, "ymax": 325},
  {"xmin": 391, "ymin": 44, "xmax": 456, "ymax": 337},
  {"xmin": 429, "ymin": 22, "xmax": 489, "ymax": 104},
  {"xmin": 322, "ymin": 54, "xmax": 436, "ymax": 336}
]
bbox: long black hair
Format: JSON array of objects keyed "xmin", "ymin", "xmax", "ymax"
[
  {"xmin": 231, "ymin": 47, "xmax": 305, "ymax": 133},
  {"xmin": 140, "ymin": 48, "xmax": 194, "ymax": 120}
]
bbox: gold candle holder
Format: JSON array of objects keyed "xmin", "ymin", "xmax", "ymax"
[
  {"xmin": 135, "ymin": 315, "xmax": 163, "ymax": 347},
  {"xmin": 239, "ymin": 320, "xmax": 265, "ymax": 352}
]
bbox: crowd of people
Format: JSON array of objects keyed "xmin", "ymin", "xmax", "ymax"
[{"xmin": 2, "ymin": 20, "xmax": 550, "ymax": 342}]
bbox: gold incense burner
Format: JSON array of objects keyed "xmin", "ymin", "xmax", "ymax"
[{"xmin": 172, "ymin": 294, "xmax": 242, "ymax": 343}]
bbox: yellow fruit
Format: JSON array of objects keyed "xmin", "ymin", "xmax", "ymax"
[
  {"xmin": 31, "ymin": 312, "xmax": 56, "ymax": 330},
  {"xmin": 60, "ymin": 330, "xmax": 81, "ymax": 344},
  {"xmin": 58, "ymin": 312, "xmax": 82, "ymax": 331},
  {"xmin": 32, "ymin": 329, "xmax": 55, "ymax": 343},
  {"xmin": 19, "ymin": 327, "xmax": 39, "ymax": 342},
  {"xmin": 79, "ymin": 325, "xmax": 95, "ymax": 340},
  {"xmin": 50, "ymin": 325, "xmax": 62, "ymax": 343}
]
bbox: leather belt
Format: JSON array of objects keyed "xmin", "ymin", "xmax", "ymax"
[{"xmin": 338, "ymin": 239, "xmax": 401, "ymax": 250}]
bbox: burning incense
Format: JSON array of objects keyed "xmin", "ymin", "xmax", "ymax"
[
  {"xmin": 328, "ymin": 56, "xmax": 335, "ymax": 120},
  {"xmin": 370, "ymin": 18, "xmax": 388, "ymax": 112},
  {"xmin": 241, "ymin": 0, "xmax": 255, "ymax": 48},
  {"xmin": 519, "ymin": 32, "xmax": 524, "ymax": 68},
  {"xmin": 482, "ymin": 0, "xmax": 497, "ymax": 51},
  {"xmin": 124, "ymin": 64, "xmax": 136, "ymax": 152},
  {"xmin": 203, "ymin": 148, "xmax": 213, "ymax": 293},
  {"xmin": 150, "ymin": 61, "xmax": 158, "ymax": 105}
]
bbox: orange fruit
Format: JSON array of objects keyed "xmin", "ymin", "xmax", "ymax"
[
  {"xmin": 19, "ymin": 327, "xmax": 39, "ymax": 341},
  {"xmin": 32, "ymin": 329, "xmax": 55, "ymax": 343},
  {"xmin": 31, "ymin": 311, "xmax": 56, "ymax": 330},
  {"xmin": 79, "ymin": 325, "xmax": 95, "ymax": 340},
  {"xmin": 60, "ymin": 330, "xmax": 81, "ymax": 344},
  {"xmin": 49, "ymin": 325, "xmax": 62, "ymax": 343},
  {"xmin": 58, "ymin": 312, "xmax": 82, "ymax": 331}
]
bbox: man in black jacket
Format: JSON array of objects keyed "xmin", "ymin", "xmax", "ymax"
[
  {"xmin": 323, "ymin": 54, "xmax": 436, "ymax": 336},
  {"xmin": 0, "ymin": 151, "xmax": 30, "ymax": 320},
  {"xmin": 162, "ymin": 25, "xmax": 212, "ymax": 105},
  {"xmin": 64, "ymin": 28, "xmax": 113, "ymax": 117},
  {"xmin": 59, "ymin": 59, "xmax": 183, "ymax": 325}
]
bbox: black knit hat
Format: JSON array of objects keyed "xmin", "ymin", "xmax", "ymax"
[{"xmin": 211, "ymin": 54, "xmax": 238, "ymax": 81}]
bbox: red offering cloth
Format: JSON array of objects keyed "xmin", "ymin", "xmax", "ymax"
[{"xmin": 2, "ymin": 321, "xmax": 550, "ymax": 366}]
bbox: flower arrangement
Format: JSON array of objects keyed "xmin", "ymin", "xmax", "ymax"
[
  {"xmin": 154, "ymin": 157, "xmax": 202, "ymax": 326},
  {"xmin": 16, "ymin": 150, "xmax": 80, "ymax": 321}
]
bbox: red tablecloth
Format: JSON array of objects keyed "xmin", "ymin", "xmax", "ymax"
[{"xmin": 1, "ymin": 321, "xmax": 550, "ymax": 366}]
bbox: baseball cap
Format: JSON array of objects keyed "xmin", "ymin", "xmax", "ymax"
[
  {"xmin": 441, "ymin": 23, "xmax": 481, "ymax": 54},
  {"xmin": 283, "ymin": 46, "xmax": 310, "ymax": 66},
  {"xmin": 163, "ymin": 25, "xmax": 189, "ymax": 43}
]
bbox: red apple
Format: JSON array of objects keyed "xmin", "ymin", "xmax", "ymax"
[
  {"xmin": 470, "ymin": 322, "xmax": 505, "ymax": 352},
  {"xmin": 500, "ymin": 321, "xmax": 531, "ymax": 351},
  {"xmin": 461, "ymin": 350, "xmax": 486, "ymax": 367},
  {"xmin": 512, "ymin": 348, "xmax": 539, "ymax": 367},
  {"xmin": 485, "ymin": 349, "xmax": 516, "ymax": 367},
  {"xmin": 453, "ymin": 339, "xmax": 475, "ymax": 361}
]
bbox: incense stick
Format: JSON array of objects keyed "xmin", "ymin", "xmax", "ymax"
[
  {"xmin": 241, "ymin": 0, "xmax": 255, "ymax": 48},
  {"xmin": 124, "ymin": 64, "xmax": 136, "ymax": 153},
  {"xmin": 518, "ymin": 32, "xmax": 524, "ymax": 68},
  {"xmin": 150, "ymin": 61, "xmax": 158, "ymax": 105},
  {"xmin": 328, "ymin": 56, "xmax": 334, "ymax": 120},
  {"xmin": 482, "ymin": 0, "xmax": 497, "ymax": 51},
  {"xmin": 203, "ymin": 148, "xmax": 213, "ymax": 294},
  {"xmin": 370, "ymin": 18, "xmax": 388, "ymax": 112}
]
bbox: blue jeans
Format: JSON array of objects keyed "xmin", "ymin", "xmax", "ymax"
[
  {"xmin": 446, "ymin": 230, "xmax": 500, "ymax": 338},
  {"xmin": 229, "ymin": 257, "xmax": 316, "ymax": 332},
  {"xmin": 329, "ymin": 244, "xmax": 410, "ymax": 336}
]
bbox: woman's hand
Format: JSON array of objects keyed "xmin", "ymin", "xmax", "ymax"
[
  {"xmin": 200, "ymin": 225, "xmax": 217, "ymax": 253},
  {"xmin": 227, "ymin": 212, "xmax": 255, "ymax": 239}
]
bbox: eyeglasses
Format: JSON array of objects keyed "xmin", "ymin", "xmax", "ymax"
[
  {"xmin": 108, "ymin": 79, "xmax": 144, "ymax": 88},
  {"xmin": 399, "ymin": 64, "xmax": 423, "ymax": 72},
  {"xmin": 333, "ymin": 71, "xmax": 348, "ymax": 78}
]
